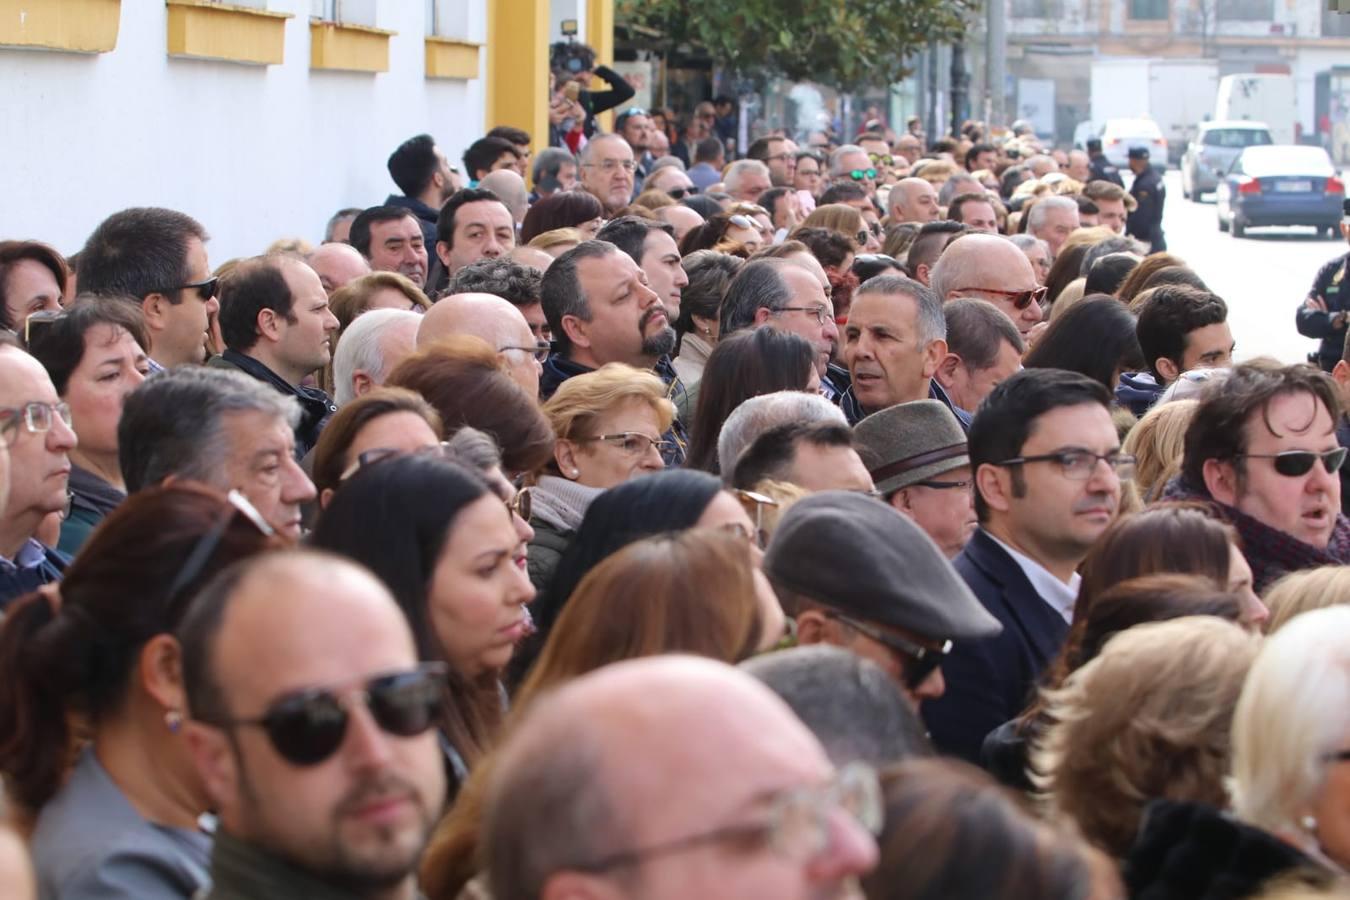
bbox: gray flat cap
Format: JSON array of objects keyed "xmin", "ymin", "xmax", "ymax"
[
  {"xmin": 764, "ymin": 491, "xmax": 1000, "ymax": 642},
  {"xmin": 853, "ymin": 400, "xmax": 968, "ymax": 496}
]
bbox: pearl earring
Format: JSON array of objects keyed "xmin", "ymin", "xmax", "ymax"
[
  {"xmin": 1302, "ymin": 815, "xmax": 1318, "ymax": 833},
  {"xmin": 164, "ymin": 710, "xmax": 183, "ymax": 734}
]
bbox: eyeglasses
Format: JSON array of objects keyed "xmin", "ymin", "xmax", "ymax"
[
  {"xmin": 165, "ymin": 489, "xmax": 276, "ymax": 612},
  {"xmin": 848, "ymin": 168, "xmax": 878, "ymax": 182},
  {"xmin": 573, "ymin": 761, "xmax": 883, "ymax": 872},
  {"xmin": 763, "ymin": 152, "xmax": 796, "ymax": 164},
  {"xmin": 1237, "ymin": 448, "xmax": 1348, "ymax": 478},
  {"xmin": 175, "ymin": 276, "xmax": 220, "ymax": 302},
  {"xmin": 995, "ymin": 449, "xmax": 1136, "ymax": 481},
  {"xmin": 667, "ymin": 186, "xmax": 699, "ymax": 199},
  {"xmin": 733, "ymin": 488, "xmax": 779, "ymax": 548},
  {"xmin": 581, "ymin": 432, "xmax": 672, "ymax": 456},
  {"xmin": 22, "ymin": 309, "xmax": 66, "ymax": 345},
  {"xmin": 855, "ymin": 229, "xmax": 871, "ymax": 246},
  {"xmin": 582, "ymin": 159, "xmax": 638, "ymax": 173},
  {"xmin": 0, "ymin": 401, "xmax": 73, "ymax": 440},
  {"xmin": 827, "ymin": 611, "xmax": 952, "ymax": 691},
  {"xmin": 499, "ymin": 340, "xmax": 551, "ymax": 363},
  {"xmin": 204, "ymin": 662, "xmax": 448, "ymax": 766},
  {"xmin": 868, "ymin": 153, "xmax": 895, "ymax": 167},
  {"xmin": 772, "ymin": 305, "xmax": 833, "ymax": 326},
  {"xmin": 797, "ymin": 166, "xmax": 820, "ymax": 177},
  {"xmin": 954, "ymin": 285, "xmax": 1048, "ymax": 311},
  {"xmin": 1323, "ymin": 749, "xmax": 1350, "ymax": 764}
]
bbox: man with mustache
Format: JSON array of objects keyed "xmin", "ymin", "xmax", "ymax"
[
  {"xmin": 1168, "ymin": 362, "xmax": 1350, "ymax": 591},
  {"xmin": 922, "ymin": 369, "xmax": 1127, "ymax": 763},
  {"xmin": 181, "ymin": 551, "xmax": 447, "ymax": 900},
  {"xmin": 539, "ymin": 240, "xmax": 688, "ymax": 465}
]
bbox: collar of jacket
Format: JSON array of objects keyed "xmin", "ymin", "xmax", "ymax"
[
  {"xmin": 217, "ymin": 350, "xmax": 335, "ymax": 416},
  {"xmin": 383, "ymin": 193, "xmax": 439, "ymax": 225},
  {"xmin": 208, "ymin": 830, "xmax": 424, "ymax": 900}
]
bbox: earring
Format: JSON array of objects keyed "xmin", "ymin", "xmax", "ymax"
[
  {"xmin": 1302, "ymin": 815, "xmax": 1318, "ymax": 833},
  {"xmin": 164, "ymin": 710, "xmax": 183, "ymax": 734},
  {"xmin": 569, "ymin": 469, "xmax": 580, "ymax": 478},
  {"xmin": 702, "ymin": 326, "xmax": 713, "ymax": 338}
]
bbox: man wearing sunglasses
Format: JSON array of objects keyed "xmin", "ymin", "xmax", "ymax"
[
  {"xmin": 79, "ymin": 206, "xmax": 218, "ymax": 370},
  {"xmin": 929, "ymin": 233, "xmax": 1046, "ymax": 338},
  {"xmin": 181, "ymin": 551, "xmax": 447, "ymax": 900},
  {"xmin": 1170, "ymin": 363, "xmax": 1350, "ymax": 591},
  {"xmin": 0, "ymin": 342, "xmax": 77, "ymax": 609},
  {"xmin": 828, "ymin": 145, "xmax": 877, "ymax": 198},
  {"xmin": 484, "ymin": 655, "xmax": 880, "ymax": 900},
  {"xmin": 923, "ymin": 369, "xmax": 1125, "ymax": 763},
  {"xmin": 764, "ymin": 491, "xmax": 1000, "ymax": 710}
]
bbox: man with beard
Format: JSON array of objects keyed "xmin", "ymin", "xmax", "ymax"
[
  {"xmin": 181, "ymin": 551, "xmax": 447, "ymax": 900},
  {"xmin": 385, "ymin": 134, "xmax": 458, "ymax": 249},
  {"xmin": 540, "ymin": 240, "xmax": 688, "ymax": 464}
]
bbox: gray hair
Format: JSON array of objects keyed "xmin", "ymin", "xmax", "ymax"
[
  {"xmin": 944, "ymin": 298, "xmax": 1024, "ymax": 370},
  {"xmin": 578, "ymin": 133, "xmax": 627, "ymax": 166},
  {"xmin": 741, "ymin": 646, "xmax": 931, "ymax": 767},
  {"xmin": 119, "ymin": 367, "xmax": 300, "ymax": 493},
  {"xmin": 332, "ymin": 308, "xmax": 421, "ymax": 406},
  {"xmin": 442, "ymin": 425, "xmax": 503, "ymax": 474},
  {"xmin": 718, "ymin": 258, "xmax": 791, "ymax": 336},
  {"xmin": 828, "ymin": 144, "xmax": 866, "ymax": 176},
  {"xmin": 323, "ymin": 207, "xmax": 361, "ymax": 243},
  {"xmin": 1008, "ymin": 234, "xmax": 1049, "ymax": 256},
  {"xmin": 1080, "ymin": 235, "xmax": 1146, "ymax": 275},
  {"xmin": 855, "ymin": 274, "xmax": 946, "ymax": 346},
  {"xmin": 540, "ymin": 240, "xmax": 618, "ymax": 355},
  {"xmin": 722, "ymin": 159, "xmax": 770, "ymax": 196},
  {"xmin": 716, "ymin": 390, "xmax": 847, "ymax": 479},
  {"xmin": 1026, "ymin": 195, "xmax": 1078, "ymax": 232},
  {"xmin": 650, "ymin": 155, "xmax": 686, "ymax": 173},
  {"xmin": 938, "ymin": 173, "xmax": 983, "ymax": 208},
  {"xmin": 531, "ymin": 147, "xmax": 576, "ymax": 186}
]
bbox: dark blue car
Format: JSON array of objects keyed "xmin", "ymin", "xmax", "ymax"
[{"xmin": 1216, "ymin": 145, "xmax": 1344, "ymax": 238}]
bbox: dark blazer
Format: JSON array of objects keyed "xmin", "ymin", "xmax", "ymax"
[{"xmin": 921, "ymin": 528, "xmax": 1070, "ymax": 764}]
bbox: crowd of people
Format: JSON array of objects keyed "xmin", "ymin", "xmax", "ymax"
[{"xmin": 5, "ymin": 38, "xmax": 1350, "ymax": 900}]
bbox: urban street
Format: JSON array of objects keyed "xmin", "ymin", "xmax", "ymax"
[{"xmin": 1158, "ymin": 170, "xmax": 1346, "ymax": 366}]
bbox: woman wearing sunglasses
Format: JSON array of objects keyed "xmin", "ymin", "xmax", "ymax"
[
  {"xmin": 0, "ymin": 485, "xmax": 282, "ymax": 899},
  {"xmin": 677, "ymin": 211, "xmax": 765, "ymax": 257},
  {"xmin": 311, "ymin": 454, "xmax": 535, "ymax": 796},
  {"xmin": 800, "ymin": 202, "xmax": 881, "ymax": 253},
  {"xmin": 310, "ymin": 387, "xmax": 444, "ymax": 511},
  {"xmin": 24, "ymin": 297, "xmax": 152, "ymax": 556}
]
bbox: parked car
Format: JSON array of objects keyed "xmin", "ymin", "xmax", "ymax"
[
  {"xmin": 1216, "ymin": 145, "xmax": 1344, "ymax": 238},
  {"xmin": 1098, "ymin": 118, "xmax": 1168, "ymax": 170},
  {"xmin": 1180, "ymin": 121, "xmax": 1273, "ymax": 200}
]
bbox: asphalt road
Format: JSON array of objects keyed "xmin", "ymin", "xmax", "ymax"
[{"xmin": 1159, "ymin": 169, "xmax": 1347, "ymax": 365}]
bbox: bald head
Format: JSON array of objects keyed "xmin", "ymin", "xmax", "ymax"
[
  {"xmin": 419, "ymin": 292, "xmax": 540, "ymax": 397},
  {"xmin": 508, "ymin": 245, "xmax": 555, "ymax": 273},
  {"xmin": 307, "ymin": 242, "xmax": 371, "ymax": 295},
  {"xmin": 929, "ymin": 233, "xmax": 1042, "ymax": 333},
  {"xmin": 655, "ymin": 204, "xmax": 705, "ymax": 243},
  {"xmin": 888, "ymin": 177, "xmax": 940, "ymax": 224},
  {"xmin": 478, "ymin": 169, "xmax": 530, "ymax": 225},
  {"xmin": 484, "ymin": 656, "xmax": 874, "ymax": 900}
]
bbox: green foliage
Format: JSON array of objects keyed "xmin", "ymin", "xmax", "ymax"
[{"xmin": 618, "ymin": 0, "xmax": 978, "ymax": 92}]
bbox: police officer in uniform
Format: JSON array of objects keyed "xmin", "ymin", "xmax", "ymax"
[
  {"xmin": 1126, "ymin": 146, "xmax": 1166, "ymax": 252},
  {"xmin": 1296, "ymin": 198, "xmax": 1350, "ymax": 373},
  {"xmin": 1086, "ymin": 138, "xmax": 1124, "ymax": 187}
]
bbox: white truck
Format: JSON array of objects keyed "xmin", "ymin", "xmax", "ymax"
[
  {"xmin": 1086, "ymin": 58, "xmax": 1219, "ymax": 162},
  {"xmin": 1215, "ymin": 73, "xmax": 1297, "ymax": 146}
]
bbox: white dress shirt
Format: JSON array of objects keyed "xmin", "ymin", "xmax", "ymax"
[{"xmin": 986, "ymin": 532, "xmax": 1080, "ymax": 624}]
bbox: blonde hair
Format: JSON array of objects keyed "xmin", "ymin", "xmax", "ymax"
[
  {"xmin": 1232, "ymin": 606, "xmax": 1350, "ymax": 838},
  {"xmin": 527, "ymin": 227, "xmax": 585, "ymax": 251},
  {"xmin": 329, "ymin": 271, "xmax": 431, "ymax": 331},
  {"xmin": 541, "ymin": 363, "xmax": 675, "ymax": 475},
  {"xmin": 266, "ymin": 236, "xmax": 313, "ymax": 256},
  {"xmin": 1122, "ymin": 399, "xmax": 1198, "ymax": 502},
  {"xmin": 1264, "ymin": 566, "xmax": 1350, "ymax": 634},
  {"xmin": 799, "ymin": 204, "xmax": 864, "ymax": 244},
  {"xmin": 633, "ymin": 190, "xmax": 676, "ymax": 211},
  {"xmin": 1035, "ymin": 616, "xmax": 1260, "ymax": 858},
  {"xmin": 748, "ymin": 478, "xmax": 808, "ymax": 544}
]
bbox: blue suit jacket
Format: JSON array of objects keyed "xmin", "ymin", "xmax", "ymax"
[{"xmin": 921, "ymin": 529, "xmax": 1070, "ymax": 763}]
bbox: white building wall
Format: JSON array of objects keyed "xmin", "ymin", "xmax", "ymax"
[{"xmin": 0, "ymin": 0, "xmax": 488, "ymax": 262}]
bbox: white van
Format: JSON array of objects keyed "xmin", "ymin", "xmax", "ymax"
[{"xmin": 1215, "ymin": 74, "xmax": 1296, "ymax": 146}]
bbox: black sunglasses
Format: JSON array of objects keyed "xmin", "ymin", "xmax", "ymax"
[
  {"xmin": 1238, "ymin": 448, "xmax": 1348, "ymax": 478},
  {"xmin": 176, "ymin": 276, "xmax": 219, "ymax": 302},
  {"xmin": 208, "ymin": 662, "xmax": 448, "ymax": 766},
  {"xmin": 667, "ymin": 186, "xmax": 699, "ymax": 199},
  {"xmin": 827, "ymin": 611, "xmax": 951, "ymax": 691}
]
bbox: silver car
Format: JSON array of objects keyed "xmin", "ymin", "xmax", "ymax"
[{"xmin": 1181, "ymin": 121, "xmax": 1273, "ymax": 200}]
